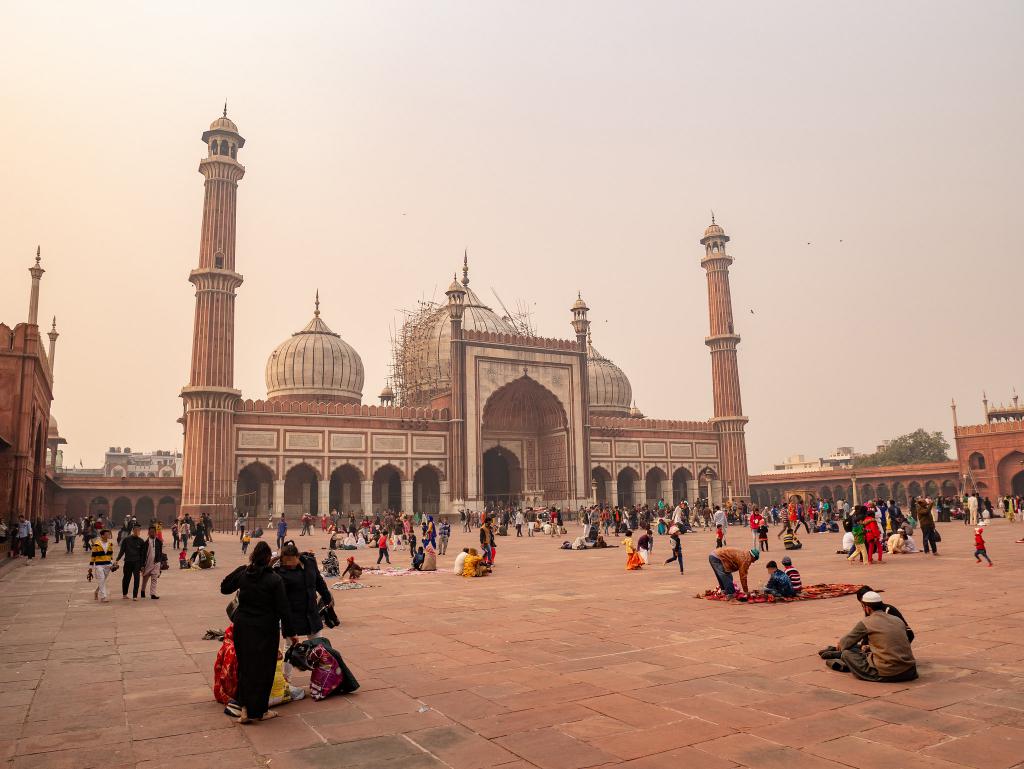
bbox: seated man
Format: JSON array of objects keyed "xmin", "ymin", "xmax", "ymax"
[
  {"xmin": 822, "ymin": 590, "xmax": 917, "ymax": 682},
  {"xmin": 782, "ymin": 529, "xmax": 803, "ymax": 550},
  {"xmin": 887, "ymin": 530, "xmax": 907, "ymax": 554},
  {"xmin": 411, "ymin": 546, "xmax": 425, "ymax": 571},
  {"xmin": 837, "ymin": 530, "xmax": 855, "ymax": 555},
  {"xmin": 453, "ymin": 548, "xmax": 469, "ymax": 575},
  {"xmin": 763, "ymin": 560, "xmax": 796, "ymax": 598},
  {"xmin": 781, "ymin": 555, "xmax": 802, "ymax": 592}
]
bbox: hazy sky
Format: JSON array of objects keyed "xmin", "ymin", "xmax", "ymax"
[{"xmin": 2, "ymin": 1, "xmax": 1021, "ymax": 473}]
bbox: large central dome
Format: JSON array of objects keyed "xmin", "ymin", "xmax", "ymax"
[
  {"xmin": 399, "ymin": 260, "xmax": 515, "ymax": 405},
  {"xmin": 266, "ymin": 297, "xmax": 364, "ymax": 404}
]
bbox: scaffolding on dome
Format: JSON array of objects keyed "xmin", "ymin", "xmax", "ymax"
[{"xmin": 389, "ymin": 299, "xmax": 445, "ymax": 407}]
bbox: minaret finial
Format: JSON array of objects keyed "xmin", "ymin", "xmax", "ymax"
[
  {"xmin": 35, "ymin": 245, "xmax": 40, "ymax": 264},
  {"xmin": 314, "ymin": 289, "xmax": 320, "ymax": 317},
  {"xmin": 51, "ymin": 316, "xmax": 56, "ymax": 332},
  {"xmin": 461, "ymin": 249, "xmax": 469, "ymax": 287},
  {"xmin": 223, "ymin": 100, "xmax": 228, "ymax": 118},
  {"xmin": 711, "ymin": 210, "xmax": 716, "ymax": 225}
]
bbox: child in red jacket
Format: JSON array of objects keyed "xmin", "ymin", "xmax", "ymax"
[
  {"xmin": 974, "ymin": 525, "xmax": 993, "ymax": 566},
  {"xmin": 863, "ymin": 513, "xmax": 883, "ymax": 563}
]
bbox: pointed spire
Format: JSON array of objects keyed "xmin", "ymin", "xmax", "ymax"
[
  {"xmin": 711, "ymin": 210, "xmax": 716, "ymax": 225},
  {"xmin": 35, "ymin": 245, "xmax": 41, "ymax": 265},
  {"xmin": 223, "ymin": 100, "xmax": 228, "ymax": 118},
  {"xmin": 461, "ymin": 249, "xmax": 470, "ymax": 287},
  {"xmin": 314, "ymin": 289, "xmax": 320, "ymax": 317}
]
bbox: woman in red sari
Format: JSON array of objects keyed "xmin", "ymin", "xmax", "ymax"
[{"xmin": 622, "ymin": 530, "xmax": 644, "ymax": 570}]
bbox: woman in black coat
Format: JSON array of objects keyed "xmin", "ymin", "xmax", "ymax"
[
  {"xmin": 273, "ymin": 543, "xmax": 333, "ymax": 672},
  {"xmin": 220, "ymin": 541, "xmax": 296, "ymax": 722}
]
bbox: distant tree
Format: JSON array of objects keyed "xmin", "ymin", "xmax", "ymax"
[{"xmin": 854, "ymin": 429, "xmax": 950, "ymax": 467}]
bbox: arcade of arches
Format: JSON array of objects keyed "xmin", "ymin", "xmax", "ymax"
[
  {"xmin": 235, "ymin": 460, "xmax": 445, "ymax": 518},
  {"xmin": 589, "ymin": 465, "xmax": 705, "ymax": 507},
  {"xmin": 480, "ymin": 376, "xmax": 569, "ymax": 506}
]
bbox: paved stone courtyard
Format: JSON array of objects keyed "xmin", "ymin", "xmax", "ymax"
[{"xmin": 0, "ymin": 520, "xmax": 1022, "ymax": 769}]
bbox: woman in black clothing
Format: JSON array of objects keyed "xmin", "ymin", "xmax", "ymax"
[
  {"xmin": 272, "ymin": 543, "xmax": 333, "ymax": 674},
  {"xmin": 220, "ymin": 541, "xmax": 296, "ymax": 723}
]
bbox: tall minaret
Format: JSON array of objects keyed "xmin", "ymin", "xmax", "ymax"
[
  {"xmin": 47, "ymin": 317, "xmax": 59, "ymax": 381},
  {"xmin": 700, "ymin": 215, "xmax": 750, "ymax": 501},
  {"xmin": 27, "ymin": 246, "xmax": 44, "ymax": 325},
  {"xmin": 180, "ymin": 107, "xmax": 246, "ymax": 523}
]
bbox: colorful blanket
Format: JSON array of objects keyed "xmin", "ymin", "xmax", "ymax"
[
  {"xmin": 361, "ymin": 567, "xmax": 446, "ymax": 577},
  {"xmin": 330, "ymin": 582, "xmax": 377, "ymax": 591},
  {"xmin": 696, "ymin": 583, "xmax": 865, "ymax": 603}
]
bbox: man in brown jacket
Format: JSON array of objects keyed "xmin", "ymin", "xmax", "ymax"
[
  {"xmin": 708, "ymin": 546, "xmax": 759, "ymax": 598},
  {"xmin": 825, "ymin": 591, "xmax": 918, "ymax": 682}
]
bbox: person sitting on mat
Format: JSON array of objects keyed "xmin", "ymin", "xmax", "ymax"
[{"xmin": 820, "ymin": 590, "xmax": 917, "ymax": 682}]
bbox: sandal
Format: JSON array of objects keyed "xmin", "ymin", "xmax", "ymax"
[
  {"xmin": 826, "ymin": 660, "xmax": 850, "ymax": 673},
  {"xmin": 260, "ymin": 710, "xmax": 279, "ymax": 721}
]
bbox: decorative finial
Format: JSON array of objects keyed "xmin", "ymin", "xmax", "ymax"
[
  {"xmin": 577, "ymin": 290, "xmax": 582, "ymax": 299},
  {"xmin": 223, "ymin": 100, "xmax": 228, "ymax": 118},
  {"xmin": 711, "ymin": 210, "xmax": 716, "ymax": 225},
  {"xmin": 35, "ymin": 245, "xmax": 40, "ymax": 264},
  {"xmin": 51, "ymin": 316, "xmax": 56, "ymax": 331},
  {"xmin": 461, "ymin": 249, "xmax": 469, "ymax": 287},
  {"xmin": 314, "ymin": 289, "xmax": 320, "ymax": 317}
]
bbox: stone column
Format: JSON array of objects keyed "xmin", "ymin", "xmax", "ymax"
[
  {"xmin": 660, "ymin": 478, "xmax": 673, "ymax": 506},
  {"xmin": 342, "ymin": 482, "xmax": 351, "ymax": 510},
  {"xmin": 360, "ymin": 480, "xmax": 372, "ymax": 514},
  {"xmin": 318, "ymin": 480, "xmax": 329, "ymax": 518},
  {"xmin": 273, "ymin": 480, "xmax": 284, "ymax": 516},
  {"xmin": 401, "ymin": 479, "xmax": 413, "ymax": 514},
  {"xmin": 633, "ymin": 478, "xmax": 644, "ymax": 507},
  {"xmin": 610, "ymin": 481, "xmax": 619, "ymax": 508},
  {"xmin": 259, "ymin": 481, "xmax": 270, "ymax": 515},
  {"xmin": 686, "ymin": 479, "xmax": 699, "ymax": 504},
  {"xmin": 711, "ymin": 479, "xmax": 723, "ymax": 506},
  {"xmin": 440, "ymin": 480, "xmax": 450, "ymax": 514}
]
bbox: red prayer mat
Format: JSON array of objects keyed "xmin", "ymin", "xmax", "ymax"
[{"xmin": 696, "ymin": 583, "xmax": 866, "ymax": 603}]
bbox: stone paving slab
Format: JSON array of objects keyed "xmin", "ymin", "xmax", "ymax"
[{"xmin": 0, "ymin": 519, "xmax": 1021, "ymax": 768}]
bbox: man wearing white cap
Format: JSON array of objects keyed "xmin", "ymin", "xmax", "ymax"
[{"xmin": 823, "ymin": 591, "xmax": 917, "ymax": 682}]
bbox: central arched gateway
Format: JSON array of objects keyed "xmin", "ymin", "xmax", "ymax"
[{"xmin": 480, "ymin": 375, "xmax": 570, "ymax": 506}]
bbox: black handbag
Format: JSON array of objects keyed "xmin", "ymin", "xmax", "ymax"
[
  {"xmin": 226, "ymin": 592, "xmax": 239, "ymax": 621},
  {"xmin": 319, "ymin": 600, "xmax": 340, "ymax": 629},
  {"xmin": 933, "ymin": 530, "xmax": 942, "ymax": 543}
]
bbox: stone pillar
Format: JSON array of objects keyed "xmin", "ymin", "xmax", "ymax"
[
  {"xmin": 711, "ymin": 479, "xmax": 723, "ymax": 506},
  {"xmin": 660, "ymin": 478, "xmax": 672, "ymax": 506},
  {"xmin": 686, "ymin": 479, "xmax": 699, "ymax": 504},
  {"xmin": 342, "ymin": 482, "xmax": 351, "ymax": 510},
  {"xmin": 633, "ymin": 478, "xmax": 643, "ymax": 507},
  {"xmin": 360, "ymin": 480, "xmax": 372, "ymax": 514},
  {"xmin": 318, "ymin": 480, "xmax": 329, "ymax": 518},
  {"xmin": 273, "ymin": 480, "xmax": 284, "ymax": 516},
  {"xmin": 401, "ymin": 479, "xmax": 413, "ymax": 514},
  {"xmin": 440, "ymin": 480, "xmax": 450, "ymax": 514},
  {"xmin": 259, "ymin": 482, "xmax": 270, "ymax": 515}
]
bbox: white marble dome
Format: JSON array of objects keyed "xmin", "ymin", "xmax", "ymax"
[
  {"xmin": 587, "ymin": 334, "xmax": 633, "ymax": 417},
  {"xmin": 266, "ymin": 304, "xmax": 364, "ymax": 404}
]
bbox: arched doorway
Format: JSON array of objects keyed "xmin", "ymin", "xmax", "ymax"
[
  {"xmin": 941, "ymin": 480, "xmax": 958, "ymax": 498},
  {"xmin": 996, "ymin": 451, "xmax": 1024, "ymax": 497},
  {"xmin": 969, "ymin": 452, "xmax": 986, "ymax": 470},
  {"xmin": 861, "ymin": 484, "xmax": 874, "ymax": 501},
  {"xmin": 645, "ymin": 467, "xmax": 667, "ymax": 506},
  {"xmin": 480, "ymin": 376, "xmax": 569, "ymax": 504},
  {"xmin": 237, "ymin": 462, "xmax": 275, "ymax": 518},
  {"xmin": 907, "ymin": 481, "xmax": 922, "ymax": 499},
  {"xmin": 819, "ymin": 486, "xmax": 832, "ymax": 500},
  {"xmin": 112, "ymin": 496, "xmax": 132, "ymax": 522},
  {"xmin": 672, "ymin": 467, "xmax": 692, "ymax": 505},
  {"xmin": 924, "ymin": 481, "xmax": 939, "ymax": 498},
  {"xmin": 373, "ymin": 465, "xmax": 402, "ymax": 514},
  {"xmin": 483, "ymin": 447, "xmax": 521, "ymax": 506},
  {"xmin": 88, "ymin": 497, "xmax": 109, "ymax": 519},
  {"xmin": 876, "ymin": 483, "xmax": 890, "ymax": 500},
  {"xmin": 592, "ymin": 467, "xmax": 611, "ymax": 505},
  {"xmin": 135, "ymin": 497, "xmax": 154, "ymax": 522},
  {"xmin": 284, "ymin": 463, "xmax": 319, "ymax": 517},
  {"xmin": 329, "ymin": 464, "xmax": 363, "ymax": 514},
  {"xmin": 157, "ymin": 496, "xmax": 176, "ymax": 522},
  {"xmin": 1013, "ymin": 471, "xmax": 1024, "ymax": 497},
  {"xmin": 413, "ymin": 465, "xmax": 441, "ymax": 514},
  {"xmin": 832, "ymin": 485, "xmax": 845, "ymax": 502},
  {"xmin": 892, "ymin": 482, "xmax": 906, "ymax": 505},
  {"xmin": 617, "ymin": 467, "xmax": 639, "ymax": 507}
]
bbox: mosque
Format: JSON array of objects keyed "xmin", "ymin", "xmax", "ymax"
[{"xmin": 175, "ymin": 110, "xmax": 751, "ymax": 526}]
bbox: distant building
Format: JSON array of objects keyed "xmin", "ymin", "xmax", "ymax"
[
  {"xmin": 764, "ymin": 447, "xmax": 855, "ymax": 475},
  {"xmin": 100, "ymin": 447, "xmax": 182, "ymax": 478}
]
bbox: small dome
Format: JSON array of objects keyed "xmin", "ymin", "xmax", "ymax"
[
  {"xmin": 704, "ymin": 222, "xmax": 725, "ymax": 238},
  {"xmin": 209, "ymin": 115, "xmax": 238, "ymax": 133},
  {"xmin": 628, "ymin": 402, "xmax": 644, "ymax": 419},
  {"xmin": 380, "ymin": 383, "xmax": 395, "ymax": 399},
  {"xmin": 48, "ymin": 413, "xmax": 59, "ymax": 439},
  {"xmin": 587, "ymin": 335, "xmax": 633, "ymax": 417},
  {"xmin": 572, "ymin": 293, "xmax": 589, "ymax": 311},
  {"xmin": 266, "ymin": 306, "xmax": 364, "ymax": 404}
]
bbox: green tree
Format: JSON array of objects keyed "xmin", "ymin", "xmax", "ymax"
[{"xmin": 854, "ymin": 429, "xmax": 950, "ymax": 467}]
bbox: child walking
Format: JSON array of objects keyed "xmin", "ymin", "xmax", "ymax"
[
  {"xmin": 664, "ymin": 531, "xmax": 684, "ymax": 574},
  {"xmin": 847, "ymin": 518, "xmax": 868, "ymax": 564},
  {"xmin": 715, "ymin": 523, "xmax": 725, "ymax": 548},
  {"xmin": 758, "ymin": 523, "xmax": 769, "ymax": 552},
  {"xmin": 241, "ymin": 531, "xmax": 251, "ymax": 555},
  {"xmin": 974, "ymin": 524, "xmax": 993, "ymax": 566}
]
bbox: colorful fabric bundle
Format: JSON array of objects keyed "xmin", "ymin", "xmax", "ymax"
[{"xmin": 696, "ymin": 583, "xmax": 865, "ymax": 603}]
